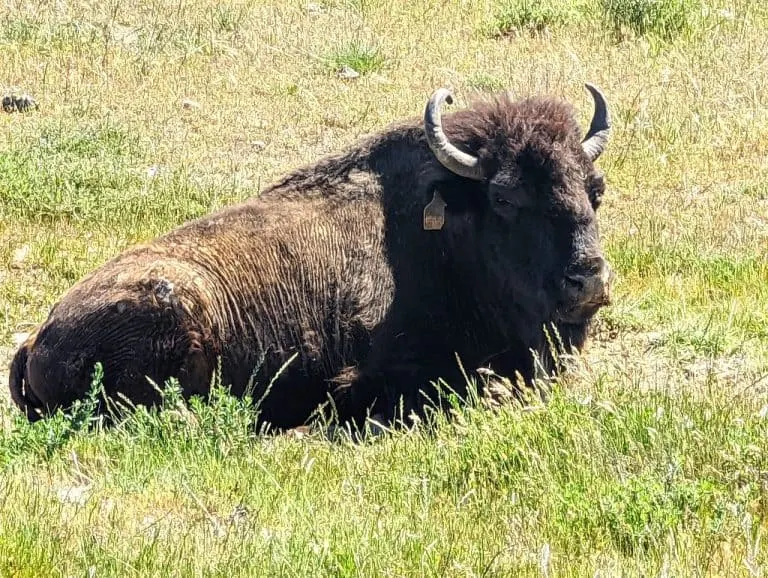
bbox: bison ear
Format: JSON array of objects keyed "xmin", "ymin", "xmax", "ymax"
[
  {"xmin": 588, "ymin": 171, "xmax": 606, "ymax": 211},
  {"xmin": 417, "ymin": 165, "xmax": 487, "ymax": 219}
]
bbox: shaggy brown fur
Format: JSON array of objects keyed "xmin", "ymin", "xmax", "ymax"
[{"xmin": 9, "ymin": 90, "xmax": 611, "ymax": 430}]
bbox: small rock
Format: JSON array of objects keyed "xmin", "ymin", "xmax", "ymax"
[
  {"xmin": 110, "ymin": 23, "xmax": 139, "ymax": 47},
  {"xmin": 146, "ymin": 165, "xmax": 163, "ymax": 178},
  {"xmin": 2, "ymin": 92, "xmax": 38, "ymax": 113},
  {"xmin": 12, "ymin": 332, "xmax": 29, "ymax": 347},
  {"xmin": 250, "ymin": 140, "xmax": 267, "ymax": 150},
  {"xmin": 370, "ymin": 73, "xmax": 391, "ymax": 85},
  {"xmin": 56, "ymin": 485, "xmax": 91, "ymax": 506},
  {"xmin": 718, "ymin": 8, "xmax": 734, "ymax": 20},
  {"xmin": 306, "ymin": 2, "xmax": 323, "ymax": 14},
  {"xmin": 182, "ymin": 98, "xmax": 200, "ymax": 110},
  {"xmin": 338, "ymin": 65, "xmax": 360, "ymax": 80},
  {"xmin": 10, "ymin": 245, "xmax": 30, "ymax": 269}
]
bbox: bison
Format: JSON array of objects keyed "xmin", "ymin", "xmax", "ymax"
[{"xmin": 9, "ymin": 83, "xmax": 613, "ymax": 431}]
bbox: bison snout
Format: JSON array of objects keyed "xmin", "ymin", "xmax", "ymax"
[{"xmin": 562, "ymin": 257, "xmax": 613, "ymax": 317}]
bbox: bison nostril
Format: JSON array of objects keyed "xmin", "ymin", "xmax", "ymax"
[{"xmin": 564, "ymin": 274, "xmax": 586, "ymax": 293}]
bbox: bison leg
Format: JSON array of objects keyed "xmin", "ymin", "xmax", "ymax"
[
  {"xmin": 332, "ymin": 355, "xmax": 470, "ymax": 431},
  {"xmin": 477, "ymin": 345, "xmax": 543, "ymax": 404},
  {"xmin": 478, "ymin": 323, "xmax": 593, "ymax": 404},
  {"xmin": 13, "ymin": 295, "xmax": 215, "ymax": 422},
  {"xmin": 334, "ymin": 336, "xmax": 560, "ymax": 429}
]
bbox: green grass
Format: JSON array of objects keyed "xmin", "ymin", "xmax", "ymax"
[
  {"xmin": 486, "ymin": 0, "xmax": 586, "ymax": 36},
  {"xmin": 1, "ymin": 0, "xmax": 768, "ymax": 574},
  {"xmin": 602, "ymin": 0, "xmax": 704, "ymax": 41},
  {"xmin": 325, "ymin": 40, "xmax": 387, "ymax": 75},
  {"xmin": 0, "ymin": 374, "xmax": 765, "ymax": 575},
  {"xmin": 0, "ymin": 127, "xmax": 221, "ymax": 226}
]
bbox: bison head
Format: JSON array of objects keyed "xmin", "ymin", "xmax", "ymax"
[{"xmin": 423, "ymin": 84, "xmax": 613, "ymax": 331}]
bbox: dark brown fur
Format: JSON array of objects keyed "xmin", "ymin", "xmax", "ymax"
[{"xmin": 9, "ymin": 91, "xmax": 609, "ymax": 429}]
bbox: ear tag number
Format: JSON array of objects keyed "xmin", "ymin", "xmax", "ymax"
[{"xmin": 423, "ymin": 190, "xmax": 447, "ymax": 231}]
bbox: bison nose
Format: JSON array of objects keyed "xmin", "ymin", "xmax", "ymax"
[{"xmin": 563, "ymin": 257, "xmax": 613, "ymax": 307}]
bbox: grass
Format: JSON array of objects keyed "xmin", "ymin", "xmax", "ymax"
[
  {"xmin": 602, "ymin": 0, "xmax": 704, "ymax": 41},
  {"xmin": 0, "ymin": 373, "xmax": 765, "ymax": 575},
  {"xmin": 466, "ymin": 72, "xmax": 507, "ymax": 93},
  {"xmin": 1, "ymin": 0, "xmax": 768, "ymax": 574},
  {"xmin": 485, "ymin": 0, "xmax": 586, "ymax": 36},
  {"xmin": 325, "ymin": 40, "xmax": 387, "ymax": 76}
]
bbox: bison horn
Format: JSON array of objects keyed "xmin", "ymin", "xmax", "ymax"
[
  {"xmin": 424, "ymin": 88, "xmax": 485, "ymax": 181},
  {"xmin": 581, "ymin": 83, "xmax": 612, "ymax": 161}
]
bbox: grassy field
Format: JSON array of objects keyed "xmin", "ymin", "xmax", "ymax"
[{"xmin": 1, "ymin": 0, "xmax": 768, "ymax": 574}]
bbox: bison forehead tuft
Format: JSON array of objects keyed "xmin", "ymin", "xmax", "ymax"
[
  {"xmin": 464, "ymin": 94, "xmax": 583, "ymax": 144},
  {"xmin": 443, "ymin": 94, "xmax": 593, "ymax": 180}
]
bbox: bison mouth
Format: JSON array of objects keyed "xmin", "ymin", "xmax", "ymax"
[
  {"xmin": 554, "ymin": 300, "xmax": 608, "ymax": 325},
  {"xmin": 554, "ymin": 256, "xmax": 614, "ymax": 324},
  {"xmin": 553, "ymin": 290, "xmax": 613, "ymax": 325}
]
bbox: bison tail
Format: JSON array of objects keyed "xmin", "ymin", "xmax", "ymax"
[{"xmin": 8, "ymin": 341, "xmax": 44, "ymax": 423}]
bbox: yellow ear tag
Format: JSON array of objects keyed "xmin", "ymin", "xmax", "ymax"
[{"xmin": 423, "ymin": 190, "xmax": 447, "ymax": 231}]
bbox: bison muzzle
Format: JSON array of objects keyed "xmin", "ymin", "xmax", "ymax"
[{"xmin": 9, "ymin": 83, "xmax": 614, "ymax": 431}]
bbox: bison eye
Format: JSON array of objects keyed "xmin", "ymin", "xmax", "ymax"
[{"xmin": 495, "ymin": 195, "xmax": 513, "ymax": 206}]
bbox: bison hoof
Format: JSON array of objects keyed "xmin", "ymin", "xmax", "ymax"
[{"xmin": 2, "ymin": 92, "xmax": 38, "ymax": 113}]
